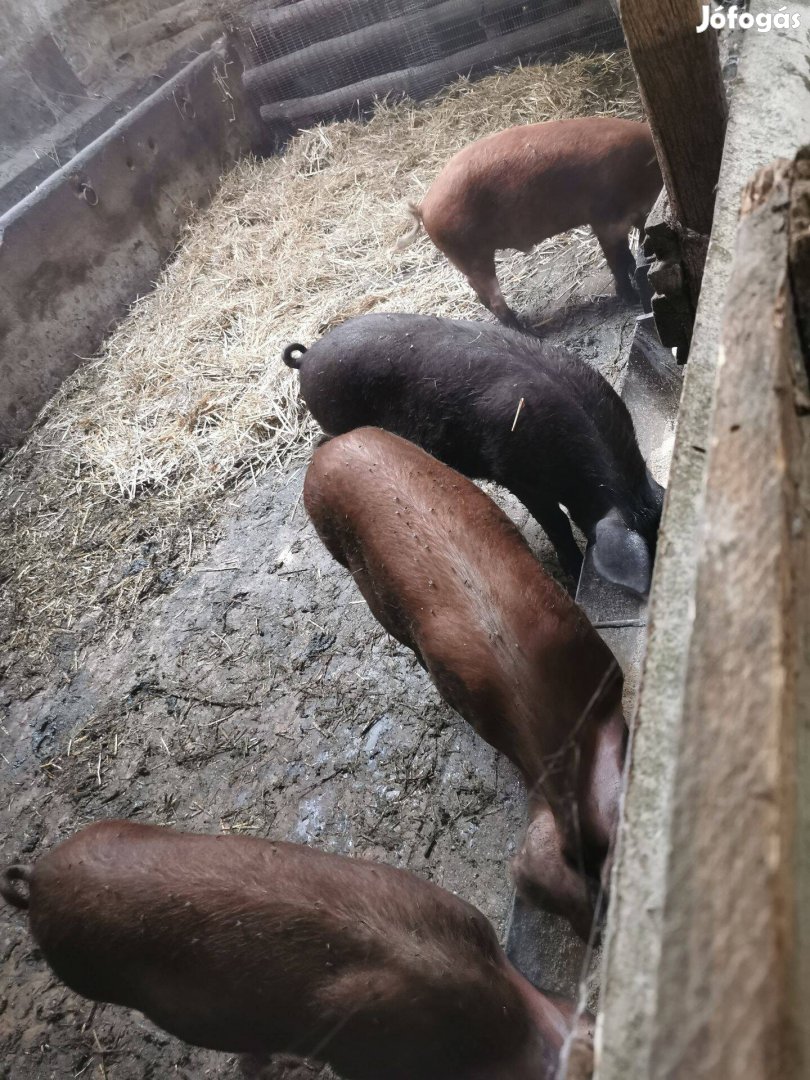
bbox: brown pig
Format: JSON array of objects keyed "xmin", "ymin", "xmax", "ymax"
[
  {"xmin": 1, "ymin": 821, "xmax": 584, "ymax": 1080},
  {"xmin": 304, "ymin": 428, "xmax": 627, "ymax": 938},
  {"xmin": 396, "ymin": 116, "xmax": 662, "ymax": 326}
]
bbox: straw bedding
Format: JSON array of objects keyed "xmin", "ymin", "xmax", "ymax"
[{"xmin": 0, "ymin": 52, "xmax": 640, "ymax": 666}]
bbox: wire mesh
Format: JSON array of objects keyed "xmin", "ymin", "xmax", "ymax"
[{"xmin": 227, "ymin": 0, "xmax": 624, "ymax": 135}]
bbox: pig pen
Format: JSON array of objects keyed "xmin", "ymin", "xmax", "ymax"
[{"xmin": 0, "ymin": 53, "xmax": 646, "ymax": 1079}]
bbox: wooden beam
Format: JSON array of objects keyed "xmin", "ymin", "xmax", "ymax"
[
  {"xmin": 638, "ymin": 156, "xmax": 810, "ymax": 1079},
  {"xmin": 789, "ymin": 147, "xmax": 810, "ymax": 366},
  {"xmin": 619, "ymin": 0, "xmax": 727, "ymax": 236}
]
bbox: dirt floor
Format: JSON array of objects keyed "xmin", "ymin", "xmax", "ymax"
[
  {"xmin": 0, "ymin": 56, "xmax": 642, "ymax": 1080},
  {"xmin": 0, "ymin": 286, "xmax": 636, "ymax": 1080}
]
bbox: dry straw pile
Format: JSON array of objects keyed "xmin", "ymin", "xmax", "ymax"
[{"xmin": 0, "ymin": 52, "xmax": 639, "ymax": 662}]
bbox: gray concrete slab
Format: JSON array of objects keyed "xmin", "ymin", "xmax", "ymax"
[
  {"xmin": 0, "ymin": 29, "xmax": 225, "ymax": 215},
  {"xmin": 0, "ymin": 39, "xmax": 260, "ymax": 451}
]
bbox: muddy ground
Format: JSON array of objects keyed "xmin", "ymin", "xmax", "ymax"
[{"xmin": 0, "ymin": 266, "xmax": 637, "ymax": 1079}]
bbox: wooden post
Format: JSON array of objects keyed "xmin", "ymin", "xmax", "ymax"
[
  {"xmin": 619, "ymin": 0, "xmax": 728, "ymax": 357},
  {"xmin": 789, "ymin": 147, "xmax": 810, "ymax": 365},
  {"xmin": 631, "ymin": 156, "xmax": 810, "ymax": 1079},
  {"xmin": 619, "ymin": 0, "xmax": 727, "ymax": 236}
]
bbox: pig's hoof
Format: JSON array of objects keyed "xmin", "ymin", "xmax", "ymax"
[
  {"xmin": 499, "ymin": 310, "xmax": 529, "ymax": 333},
  {"xmin": 616, "ymin": 282, "xmax": 641, "ymax": 306}
]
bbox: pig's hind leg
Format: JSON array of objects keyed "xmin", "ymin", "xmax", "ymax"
[
  {"xmin": 348, "ymin": 561, "xmax": 428, "ymax": 669},
  {"xmin": 511, "ymin": 489, "xmax": 583, "ymax": 589},
  {"xmin": 450, "ymin": 251, "xmax": 522, "ymax": 329},
  {"xmin": 593, "ymin": 222, "xmax": 639, "ymax": 304},
  {"xmin": 511, "ymin": 806, "xmax": 599, "ymax": 942}
]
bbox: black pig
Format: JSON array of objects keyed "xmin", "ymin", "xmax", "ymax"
[{"xmin": 283, "ymin": 313, "xmax": 662, "ymax": 594}]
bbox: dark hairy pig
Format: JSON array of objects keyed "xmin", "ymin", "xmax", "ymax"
[
  {"xmin": 285, "ymin": 312, "xmax": 663, "ymax": 595},
  {"xmin": 1, "ymin": 821, "xmax": 588, "ymax": 1080},
  {"xmin": 395, "ymin": 117, "xmax": 662, "ymax": 326},
  {"xmin": 304, "ymin": 428, "xmax": 627, "ymax": 939}
]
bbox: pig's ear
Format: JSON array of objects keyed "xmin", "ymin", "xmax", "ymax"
[{"xmin": 591, "ymin": 510, "xmax": 652, "ymax": 596}]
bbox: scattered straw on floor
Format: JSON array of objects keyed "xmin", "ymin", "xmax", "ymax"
[{"xmin": 0, "ymin": 52, "xmax": 640, "ymax": 665}]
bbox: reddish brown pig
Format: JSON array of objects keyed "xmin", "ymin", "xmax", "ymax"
[
  {"xmin": 1, "ymin": 820, "xmax": 587, "ymax": 1080},
  {"xmin": 396, "ymin": 117, "xmax": 662, "ymax": 326},
  {"xmin": 304, "ymin": 428, "xmax": 627, "ymax": 939}
]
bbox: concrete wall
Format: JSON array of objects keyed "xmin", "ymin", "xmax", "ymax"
[
  {"xmin": 0, "ymin": 0, "xmax": 212, "ymax": 88},
  {"xmin": 0, "ymin": 40, "xmax": 260, "ymax": 450},
  {"xmin": 0, "ymin": 0, "xmax": 223, "ymax": 174}
]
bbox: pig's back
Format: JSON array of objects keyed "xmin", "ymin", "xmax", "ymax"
[
  {"xmin": 298, "ymin": 313, "xmax": 644, "ymax": 505},
  {"xmin": 423, "ymin": 118, "xmax": 656, "ymax": 246},
  {"xmin": 306, "ymin": 425, "xmax": 563, "ymax": 626},
  {"xmin": 29, "ymin": 820, "xmax": 493, "ymax": 961},
  {"xmin": 305, "ymin": 429, "xmax": 603, "ymax": 740},
  {"xmin": 439, "ymin": 118, "xmax": 652, "ymax": 175},
  {"xmin": 27, "ymin": 821, "xmax": 527, "ymax": 1070}
]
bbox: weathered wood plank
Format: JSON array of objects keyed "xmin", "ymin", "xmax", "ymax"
[
  {"xmin": 619, "ymin": 0, "xmax": 728, "ymax": 356},
  {"xmin": 619, "ymin": 0, "xmax": 727, "ymax": 236},
  {"xmin": 595, "ymin": 16, "xmax": 810, "ymax": 1075},
  {"xmin": 642, "ymin": 156, "xmax": 810, "ymax": 1079},
  {"xmin": 789, "ymin": 147, "xmax": 810, "ymax": 368}
]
